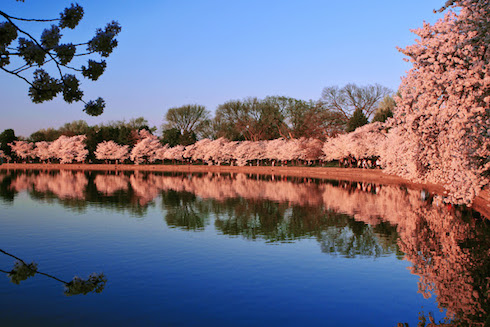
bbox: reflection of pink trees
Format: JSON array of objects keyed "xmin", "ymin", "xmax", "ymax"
[
  {"xmin": 396, "ymin": 206, "xmax": 490, "ymax": 326},
  {"xmin": 89, "ymin": 172, "xmax": 490, "ymax": 324},
  {"xmin": 5, "ymin": 169, "xmax": 490, "ymax": 324},
  {"xmin": 94, "ymin": 174, "xmax": 129, "ymax": 195},
  {"xmin": 10, "ymin": 170, "xmax": 88, "ymax": 199},
  {"xmin": 95, "ymin": 141, "xmax": 129, "ymax": 163},
  {"xmin": 321, "ymin": 180, "xmax": 490, "ymax": 325},
  {"xmin": 129, "ymin": 172, "xmax": 161, "ymax": 206},
  {"xmin": 6, "ymin": 169, "xmax": 489, "ymax": 324}
]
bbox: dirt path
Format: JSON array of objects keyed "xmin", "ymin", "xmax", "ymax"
[{"xmin": 2, "ymin": 163, "xmax": 489, "ymax": 218}]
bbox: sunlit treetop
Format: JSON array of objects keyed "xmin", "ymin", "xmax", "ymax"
[
  {"xmin": 0, "ymin": 2, "xmax": 121, "ymax": 116},
  {"xmin": 436, "ymin": 0, "xmax": 490, "ymax": 61}
]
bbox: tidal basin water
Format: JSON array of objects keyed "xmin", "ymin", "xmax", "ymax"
[{"xmin": 0, "ymin": 169, "xmax": 488, "ymax": 326}]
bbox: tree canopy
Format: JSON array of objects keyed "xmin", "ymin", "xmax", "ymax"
[
  {"xmin": 0, "ymin": 129, "xmax": 17, "ymax": 158},
  {"xmin": 383, "ymin": 2, "xmax": 490, "ymax": 203},
  {"xmin": 372, "ymin": 95, "xmax": 395, "ymax": 123},
  {"xmin": 0, "ymin": 3, "xmax": 121, "ymax": 116},
  {"xmin": 214, "ymin": 97, "xmax": 283, "ymax": 141},
  {"xmin": 346, "ymin": 108, "xmax": 368, "ymax": 133},
  {"xmin": 320, "ymin": 83, "xmax": 392, "ymax": 121},
  {"xmin": 162, "ymin": 104, "xmax": 210, "ymax": 140},
  {"xmin": 266, "ymin": 96, "xmax": 345, "ymax": 140}
]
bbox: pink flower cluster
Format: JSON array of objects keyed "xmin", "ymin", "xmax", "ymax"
[
  {"xmin": 9, "ymin": 135, "xmax": 88, "ymax": 164},
  {"xmin": 128, "ymin": 135, "xmax": 324, "ymax": 166},
  {"xmin": 384, "ymin": 7, "xmax": 490, "ymax": 204}
]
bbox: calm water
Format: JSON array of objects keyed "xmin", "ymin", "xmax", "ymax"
[{"xmin": 0, "ymin": 169, "xmax": 489, "ymax": 326}]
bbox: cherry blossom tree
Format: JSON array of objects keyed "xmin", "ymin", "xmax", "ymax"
[
  {"xmin": 129, "ymin": 132, "xmax": 162, "ymax": 164},
  {"xmin": 154, "ymin": 144, "xmax": 170, "ymax": 162},
  {"xmin": 323, "ymin": 122, "xmax": 386, "ymax": 161},
  {"xmin": 220, "ymin": 140, "xmax": 240, "ymax": 165},
  {"xmin": 236, "ymin": 140, "xmax": 266, "ymax": 166},
  {"xmin": 95, "ymin": 140, "xmax": 129, "ymax": 163},
  {"xmin": 233, "ymin": 141, "xmax": 253, "ymax": 166},
  {"xmin": 265, "ymin": 138, "xmax": 287, "ymax": 166},
  {"xmin": 202, "ymin": 138, "xmax": 231, "ymax": 165},
  {"xmin": 182, "ymin": 139, "xmax": 211, "ymax": 163},
  {"xmin": 131, "ymin": 129, "xmax": 154, "ymax": 144},
  {"xmin": 298, "ymin": 138, "xmax": 323, "ymax": 164},
  {"xmin": 49, "ymin": 135, "xmax": 88, "ymax": 163},
  {"xmin": 163, "ymin": 145, "xmax": 185, "ymax": 163},
  {"xmin": 8, "ymin": 140, "xmax": 34, "ymax": 162},
  {"xmin": 385, "ymin": 7, "xmax": 490, "ymax": 203},
  {"xmin": 282, "ymin": 138, "xmax": 303, "ymax": 163},
  {"xmin": 34, "ymin": 141, "xmax": 52, "ymax": 162},
  {"xmin": 437, "ymin": 1, "xmax": 490, "ymax": 62}
]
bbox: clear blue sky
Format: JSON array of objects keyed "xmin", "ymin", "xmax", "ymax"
[{"xmin": 1, "ymin": 0, "xmax": 444, "ymax": 137}]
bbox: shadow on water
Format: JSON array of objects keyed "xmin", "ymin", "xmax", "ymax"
[{"xmin": 1, "ymin": 169, "xmax": 490, "ymax": 325}]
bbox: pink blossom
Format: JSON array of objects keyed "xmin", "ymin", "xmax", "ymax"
[
  {"xmin": 34, "ymin": 141, "xmax": 52, "ymax": 162},
  {"xmin": 385, "ymin": 9, "xmax": 490, "ymax": 203},
  {"xmin": 9, "ymin": 141, "xmax": 34, "ymax": 161},
  {"xmin": 95, "ymin": 141, "xmax": 129, "ymax": 163},
  {"xmin": 129, "ymin": 132, "xmax": 162, "ymax": 164},
  {"xmin": 49, "ymin": 135, "xmax": 88, "ymax": 164}
]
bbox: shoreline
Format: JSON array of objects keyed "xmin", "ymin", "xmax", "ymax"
[{"xmin": 2, "ymin": 163, "xmax": 489, "ymax": 218}]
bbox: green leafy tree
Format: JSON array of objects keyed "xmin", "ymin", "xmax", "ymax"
[
  {"xmin": 162, "ymin": 105, "xmax": 210, "ymax": 141},
  {"xmin": 28, "ymin": 127, "xmax": 61, "ymax": 142},
  {"xmin": 0, "ymin": 129, "xmax": 17, "ymax": 157},
  {"xmin": 161, "ymin": 128, "xmax": 182, "ymax": 147},
  {"xmin": 213, "ymin": 97, "xmax": 284, "ymax": 141},
  {"xmin": 59, "ymin": 120, "xmax": 90, "ymax": 136},
  {"xmin": 346, "ymin": 108, "xmax": 368, "ymax": 132},
  {"xmin": 0, "ymin": 3, "xmax": 121, "ymax": 116},
  {"xmin": 180, "ymin": 130, "xmax": 197, "ymax": 146},
  {"xmin": 372, "ymin": 95, "xmax": 395, "ymax": 123},
  {"xmin": 267, "ymin": 96, "xmax": 345, "ymax": 139}
]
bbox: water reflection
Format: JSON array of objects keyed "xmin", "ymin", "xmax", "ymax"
[
  {"xmin": 162, "ymin": 190, "xmax": 211, "ymax": 230},
  {"xmin": 1, "ymin": 169, "xmax": 489, "ymax": 325}
]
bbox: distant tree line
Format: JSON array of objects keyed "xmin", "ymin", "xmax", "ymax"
[
  {"xmin": 160, "ymin": 83, "xmax": 394, "ymax": 144},
  {"xmin": 0, "ymin": 83, "xmax": 395, "ymax": 163}
]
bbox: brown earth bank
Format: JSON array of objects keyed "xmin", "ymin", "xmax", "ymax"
[{"xmin": 2, "ymin": 163, "xmax": 490, "ymax": 219}]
